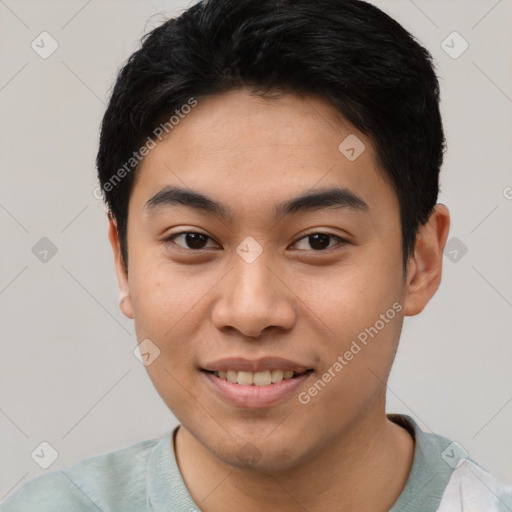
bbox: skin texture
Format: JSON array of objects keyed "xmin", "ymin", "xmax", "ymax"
[{"xmin": 108, "ymin": 88, "xmax": 450, "ymax": 511}]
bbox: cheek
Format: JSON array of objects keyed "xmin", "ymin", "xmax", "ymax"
[
  {"xmin": 292, "ymin": 258, "xmax": 403, "ymax": 342},
  {"xmin": 128, "ymin": 259, "xmax": 229, "ymax": 388},
  {"xmin": 296, "ymin": 306, "xmax": 402, "ymax": 436},
  {"xmin": 289, "ymin": 261, "xmax": 403, "ymax": 408},
  {"xmin": 128, "ymin": 261, "xmax": 212, "ymax": 415},
  {"xmin": 129, "ymin": 258, "xmax": 213, "ymax": 339}
]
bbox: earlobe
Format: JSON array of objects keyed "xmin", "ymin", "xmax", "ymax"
[
  {"xmin": 107, "ymin": 214, "xmax": 134, "ymax": 319},
  {"xmin": 402, "ymin": 204, "xmax": 450, "ymax": 316}
]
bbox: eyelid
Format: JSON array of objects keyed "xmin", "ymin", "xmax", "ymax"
[
  {"xmin": 163, "ymin": 230, "xmax": 221, "ymax": 250},
  {"xmin": 290, "ymin": 232, "xmax": 348, "ymax": 251},
  {"xmin": 163, "ymin": 229, "xmax": 349, "ymax": 253}
]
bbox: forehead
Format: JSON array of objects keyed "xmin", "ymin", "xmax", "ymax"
[
  {"xmin": 139, "ymin": 88, "xmax": 368, "ymax": 169},
  {"xmin": 130, "ymin": 88, "xmax": 398, "ymax": 221}
]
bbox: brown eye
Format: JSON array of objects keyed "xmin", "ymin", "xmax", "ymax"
[
  {"xmin": 292, "ymin": 233, "xmax": 346, "ymax": 251},
  {"xmin": 166, "ymin": 232, "xmax": 218, "ymax": 250}
]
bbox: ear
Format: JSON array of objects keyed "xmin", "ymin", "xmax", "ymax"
[
  {"xmin": 402, "ymin": 204, "xmax": 450, "ymax": 316},
  {"xmin": 107, "ymin": 214, "xmax": 134, "ymax": 319}
]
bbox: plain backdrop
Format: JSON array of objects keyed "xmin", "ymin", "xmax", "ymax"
[{"xmin": 1, "ymin": 0, "xmax": 511, "ymax": 500}]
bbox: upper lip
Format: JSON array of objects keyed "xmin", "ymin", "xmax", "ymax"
[{"xmin": 201, "ymin": 357, "xmax": 313, "ymax": 373}]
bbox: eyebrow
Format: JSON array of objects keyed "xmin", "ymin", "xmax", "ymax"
[{"xmin": 144, "ymin": 185, "xmax": 369, "ymax": 220}]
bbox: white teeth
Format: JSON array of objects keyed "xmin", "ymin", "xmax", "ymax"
[
  {"xmin": 253, "ymin": 371, "xmax": 272, "ymax": 386},
  {"xmin": 271, "ymin": 369, "xmax": 284, "ymax": 382},
  {"xmin": 237, "ymin": 371, "xmax": 253, "ymax": 386},
  {"xmin": 213, "ymin": 369, "xmax": 304, "ymax": 385}
]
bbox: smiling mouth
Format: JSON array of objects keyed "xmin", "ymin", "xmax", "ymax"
[{"xmin": 202, "ymin": 369, "xmax": 313, "ymax": 386}]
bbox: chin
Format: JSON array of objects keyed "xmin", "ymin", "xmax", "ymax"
[
  {"xmin": 219, "ymin": 443, "xmax": 304, "ymax": 472},
  {"xmin": 208, "ymin": 427, "xmax": 314, "ymax": 473}
]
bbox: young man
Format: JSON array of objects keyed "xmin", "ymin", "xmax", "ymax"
[{"xmin": 2, "ymin": 0, "xmax": 511, "ymax": 510}]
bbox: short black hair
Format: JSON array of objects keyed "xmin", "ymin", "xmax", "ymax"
[{"xmin": 97, "ymin": 0, "xmax": 445, "ymax": 270}]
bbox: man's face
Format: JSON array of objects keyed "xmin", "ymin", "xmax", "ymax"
[{"xmin": 116, "ymin": 88, "xmax": 410, "ymax": 470}]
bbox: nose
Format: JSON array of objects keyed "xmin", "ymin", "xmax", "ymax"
[{"xmin": 211, "ymin": 251, "xmax": 297, "ymax": 338}]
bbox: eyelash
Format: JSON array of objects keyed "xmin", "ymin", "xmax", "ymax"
[{"xmin": 163, "ymin": 231, "xmax": 347, "ymax": 252}]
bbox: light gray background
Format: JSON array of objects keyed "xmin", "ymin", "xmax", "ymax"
[{"xmin": 1, "ymin": 0, "xmax": 511, "ymax": 500}]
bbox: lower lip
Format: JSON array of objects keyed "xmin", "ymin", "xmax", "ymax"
[{"xmin": 202, "ymin": 371, "xmax": 313, "ymax": 408}]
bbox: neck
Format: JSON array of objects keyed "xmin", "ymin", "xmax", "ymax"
[{"xmin": 174, "ymin": 403, "xmax": 414, "ymax": 512}]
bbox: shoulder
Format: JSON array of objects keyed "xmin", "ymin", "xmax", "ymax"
[
  {"xmin": 0, "ymin": 471, "xmax": 97, "ymax": 512},
  {"xmin": 388, "ymin": 414, "xmax": 512, "ymax": 512},
  {"xmin": 0, "ymin": 438, "xmax": 161, "ymax": 512},
  {"xmin": 437, "ymin": 458, "xmax": 512, "ymax": 512}
]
